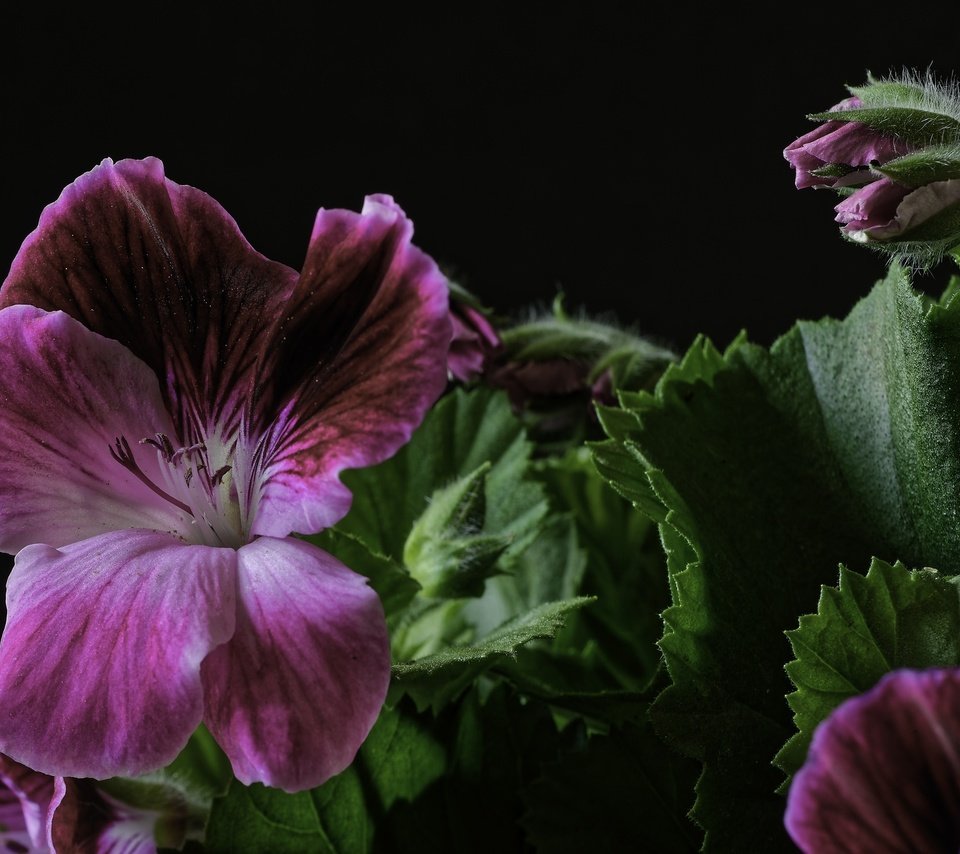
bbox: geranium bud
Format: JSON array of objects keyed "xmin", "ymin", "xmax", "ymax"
[{"xmin": 785, "ymin": 73, "xmax": 960, "ymax": 266}]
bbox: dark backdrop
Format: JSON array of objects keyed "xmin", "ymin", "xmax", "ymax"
[{"xmin": 2, "ymin": 7, "xmax": 959, "ymax": 352}]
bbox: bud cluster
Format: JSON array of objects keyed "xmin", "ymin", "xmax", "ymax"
[{"xmin": 785, "ymin": 73, "xmax": 960, "ymax": 267}]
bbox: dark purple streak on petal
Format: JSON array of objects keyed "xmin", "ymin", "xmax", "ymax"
[
  {"xmin": 0, "ymin": 158, "xmax": 298, "ymax": 441},
  {"xmin": 0, "ymin": 306, "xmax": 189, "ymax": 553},
  {"xmin": 248, "ymin": 195, "xmax": 451, "ymax": 538}
]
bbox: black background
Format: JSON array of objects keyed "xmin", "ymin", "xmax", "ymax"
[{"xmin": 2, "ymin": 7, "xmax": 959, "ymax": 352}]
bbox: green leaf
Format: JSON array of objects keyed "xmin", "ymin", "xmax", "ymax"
[
  {"xmin": 204, "ymin": 703, "xmax": 448, "ymax": 854},
  {"xmin": 521, "ymin": 723, "xmax": 703, "ymax": 853},
  {"xmin": 391, "ymin": 597, "xmax": 594, "ymax": 713},
  {"xmin": 874, "ymin": 145, "xmax": 960, "ymax": 187},
  {"xmin": 495, "ymin": 647, "xmax": 650, "ymax": 726},
  {"xmin": 163, "ymin": 723, "xmax": 234, "ymax": 798},
  {"xmin": 459, "ymin": 512, "xmax": 587, "ymax": 639},
  {"xmin": 337, "ymin": 387, "xmax": 549, "ymax": 570},
  {"xmin": 809, "ymin": 107, "xmax": 960, "ymax": 145},
  {"xmin": 848, "ymin": 79, "xmax": 928, "ymax": 106},
  {"xmin": 534, "ymin": 447, "xmax": 669, "ymax": 689},
  {"xmin": 594, "ymin": 265, "xmax": 960, "ymax": 849},
  {"xmin": 776, "ymin": 558, "xmax": 960, "ymax": 783}
]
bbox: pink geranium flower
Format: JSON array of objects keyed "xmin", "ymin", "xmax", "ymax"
[{"xmin": 0, "ymin": 158, "xmax": 451, "ymax": 792}]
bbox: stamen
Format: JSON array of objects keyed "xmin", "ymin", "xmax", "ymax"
[
  {"xmin": 139, "ymin": 432, "xmax": 175, "ymax": 462},
  {"xmin": 171, "ymin": 442, "xmax": 205, "ymax": 464},
  {"xmin": 211, "ymin": 465, "xmax": 232, "ymax": 486},
  {"xmin": 109, "ymin": 435, "xmax": 194, "ymax": 516}
]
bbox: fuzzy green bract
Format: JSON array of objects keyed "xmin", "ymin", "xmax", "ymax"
[{"xmin": 593, "ymin": 264, "xmax": 960, "ymax": 850}]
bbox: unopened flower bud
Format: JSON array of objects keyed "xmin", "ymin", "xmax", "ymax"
[
  {"xmin": 785, "ymin": 73, "xmax": 960, "ymax": 266},
  {"xmin": 446, "ymin": 281, "xmax": 501, "ymax": 383}
]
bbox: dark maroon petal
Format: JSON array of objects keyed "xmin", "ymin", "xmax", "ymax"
[
  {"xmin": 785, "ymin": 668, "xmax": 960, "ymax": 853},
  {"xmin": 47, "ymin": 778, "xmax": 113, "ymax": 854},
  {"xmin": 449, "ymin": 304, "xmax": 501, "ymax": 382},
  {"xmin": 0, "ymin": 157, "xmax": 298, "ymax": 441},
  {"xmin": 488, "ymin": 358, "xmax": 590, "ymax": 409},
  {"xmin": 248, "ymin": 195, "xmax": 451, "ymax": 538}
]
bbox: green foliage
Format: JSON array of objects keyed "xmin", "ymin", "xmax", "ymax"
[
  {"xmin": 203, "ymin": 371, "xmax": 679, "ymax": 851},
  {"xmin": 776, "ymin": 558, "xmax": 960, "ymax": 783},
  {"xmin": 594, "ymin": 266, "xmax": 960, "ymax": 849},
  {"xmin": 335, "ymin": 387, "xmax": 549, "ymax": 567},
  {"xmin": 875, "ymin": 145, "xmax": 960, "ymax": 187},
  {"xmin": 499, "ymin": 294, "xmax": 675, "ymax": 388},
  {"xmin": 309, "ymin": 528, "xmax": 420, "ymax": 621},
  {"xmin": 403, "ymin": 462, "xmax": 511, "ymax": 598},
  {"xmin": 390, "ymin": 597, "xmax": 594, "ymax": 713},
  {"xmin": 204, "ymin": 704, "xmax": 448, "ymax": 853}
]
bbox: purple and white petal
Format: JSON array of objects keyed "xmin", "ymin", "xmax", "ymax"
[
  {"xmin": 0, "ymin": 530, "xmax": 237, "ymax": 779},
  {"xmin": 0, "ymin": 754, "xmax": 54, "ymax": 851},
  {"xmin": 0, "ymin": 306, "xmax": 192, "ymax": 552},
  {"xmin": 201, "ymin": 536, "xmax": 389, "ymax": 792},
  {"xmin": 247, "ymin": 195, "xmax": 451, "ymax": 538},
  {"xmin": 0, "ymin": 157, "xmax": 298, "ymax": 440},
  {"xmin": 785, "ymin": 668, "xmax": 960, "ymax": 853}
]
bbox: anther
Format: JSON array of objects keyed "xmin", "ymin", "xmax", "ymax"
[
  {"xmin": 171, "ymin": 442, "xmax": 205, "ymax": 464},
  {"xmin": 139, "ymin": 433, "xmax": 175, "ymax": 462},
  {"xmin": 211, "ymin": 465, "xmax": 232, "ymax": 486}
]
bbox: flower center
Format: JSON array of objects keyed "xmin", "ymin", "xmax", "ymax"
[{"xmin": 109, "ymin": 429, "xmax": 246, "ymax": 548}]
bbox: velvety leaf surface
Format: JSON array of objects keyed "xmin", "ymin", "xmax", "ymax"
[
  {"xmin": 777, "ymin": 558, "xmax": 960, "ymax": 782},
  {"xmin": 593, "ymin": 266, "xmax": 960, "ymax": 849}
]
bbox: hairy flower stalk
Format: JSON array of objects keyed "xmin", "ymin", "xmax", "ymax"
[
  {"xmin": 0, "ymin": 158, "xmax": 452, "ymax": 793},
  {"xmin": 785, "ymin": 73, "xmax": 960, "ymax": 267}
]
